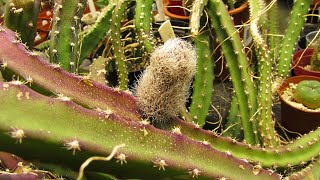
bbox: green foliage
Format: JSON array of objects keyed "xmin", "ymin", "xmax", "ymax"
[{"xmin": 294, "ymin": 80, "xmax": 320, "ymax": 109}]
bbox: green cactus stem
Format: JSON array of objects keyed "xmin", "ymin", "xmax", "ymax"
[
  {"xmin": 79, "ymin": 4, "xmax": 116, "ymax": 63},
  {"xmin": 110, "ymin": 0, "xmax": 130, "ymax": 90},
  {"xmin": 4, "ymin": 0, "xmax": 41, "ymax": 49},
  {"xmin": 0, "ymin": 82, "xmax": 280, "ymax": 179},
  {"xmin": 189, "ymin": 29, "xmax": 214, "ymax": 125},
  {"xmin": 277, "ymin": 0, "xmax": 312, "ymax": 77},
  {"xmin": 49, "ymin": 0, "xmax": 87, "ymax": 72},
  {"xmin": 222, "ymin": 96, "xmax": 242, "ymax": 139},
  {"xmin": 285, "ymin": 156, "xmax": 320, "ymax": 180},
  {"xmin": 135, "ymin": 0, "xmax": 154, "ymax": 53},
  {"xmin": 1, "ymin": 25, "xmax": 320, "ymax": 171},
  {"xmin": 208, "ymin": 0, "xmax": 258, "ymax": 145},
  {"xmin": 293, "ymin": 80, "xmax": 320, "ymax": 109},
  {"xmin": 0, "ymin": 26, "xmax": 140, "ymax": 122},
  {"xmin": 189, "ymin": 0, "xmax": 208, "ymax": 37},
  {"xmin": 247, "ymin": 0, "xmax": 279, "ymax": 147}
]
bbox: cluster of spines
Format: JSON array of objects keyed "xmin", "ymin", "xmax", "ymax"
[
  {"xmin": 110, "ymin": 0, "xmax": 129, "ymax": 90},
  {"xmin": 207, "ymin": 0, "xmax": 258, "ymax": 145},
  {"xmin": 134, "ymin": 0, "xmax": 155, "ymax": 54},
  {"xmin": 189, "ymin": 29, "xmax": 214, "ymax": 125},
  {"xmin": 49, "ymin": 0, "xmax": 87, "ymax": 72},
  {"xmin": 4, "ymin": 0, "xmax": 41, "ymax": 49},
  {"xmin": 277, "ymin": 0, "xmax": 312, "ymax": 77}
]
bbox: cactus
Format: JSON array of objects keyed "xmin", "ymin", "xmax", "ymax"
[
  {"xmin": 1, "ymin": 0, "xmax": 320, "ymax": 178},
  {"xmin": 135, "ymin": 38, "xmax": 197, "ymax": 125},
  {"xmin": 4, "ymin": 0, "xmax": 41, "ymax": 49},
  {"xmin": 293, "ymin": 80, "xmax": 320, "ymax": 109},
  {"xmin": 49, "ymin": 0, "xmax": 87, "ymax": 72},
  {"xmin": 277, "ymin": 0, "xmax": 312, "ymax": 77}
]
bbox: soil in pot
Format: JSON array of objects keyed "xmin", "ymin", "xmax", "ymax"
[{"xmin": 278, "ymin": 76, "xmax": 320, "ymax": 136}]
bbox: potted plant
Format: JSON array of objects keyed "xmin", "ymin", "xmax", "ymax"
[
  {"xmin": 0, "ymin": 0, "xmax": 320, "ymax": 179},
  {"xmin": 278, "ymin": 75, "xmax": 320, "ymax": 136},
  {"xmin": 292, "ymin": 35, "xmax": 320, "ymax": 77}
]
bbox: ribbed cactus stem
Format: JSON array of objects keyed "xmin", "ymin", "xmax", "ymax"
[
  {"xmin": 189, "ymin": 30, "xmax": 214, "ymax": 125},
  {"xmin": 49, "ymin": 0, "xmax": 87, "ymax": 72},
  {"xmin": 222, "ymin": 95, "xmax": 242, "ymax": 139},
  {"xmin": 135, "ymin": 0, "xmax": 154, "ymax": 53},
  {"xmin": 79, "ymin": 4, "xmax": 116, "ymax": 62},
  {"xmin": 0, "ymin": 26, "xmax": 140, "ymax": 121},
  {"xmin": 4, "ymin": 0, "xmax": 41, "ymax": 49},
  {"xmin": 208, "ymin": 0, "xmax": 258, "ymax": 145},
  {"xmin": 110, "ymin": 0, "xmax": 129, "ymax": 90},
  {"xmin": 277, "ymin": 0, "xmax": 312, "ymax": 77},
  {"xmin": 189, "ymin": 0, "xmax": 208, "ymax": 37},
  {"xmin": 0, "ymin": 82, "xmax": 280, "ymax": 179}
]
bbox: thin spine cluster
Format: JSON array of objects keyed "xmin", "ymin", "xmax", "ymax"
[
  {"xmin": 207, "ymin": 0, "xmax": 258, "ymax": 145},
  {"xmin": 189, "ymin": 30, "xmax": 214, "ymax": 125},
  {"xmin": 4, "ymin": 0, "xmax": 41, "ymax": 49},
  {"xmin": 49, "ymin": 0, "xmax": 87, "ymax": 72},
  {"xmin": 110, "ymin": 0, "xmax": 130, "ymax": 90},
  {"xmin": 277, "ymin": 0, "xmax": 312, "ymax": 77},
  {"xmin": 134, "ymin": 0, "xmax": 154, "ymax": 53}
]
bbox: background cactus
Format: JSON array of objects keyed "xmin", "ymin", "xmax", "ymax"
[
  {"xmin": 311, "ymin": 38, "xmax": 320, "ymax": 71},
  {"xmin": 0, "ymin": 0, "xmax": 320, "ymax": 179},
  {"xmin": 293, "ymin": 80, "xmax": 320, "ymax": 109}
]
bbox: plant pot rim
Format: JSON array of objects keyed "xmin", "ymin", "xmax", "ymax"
[
  {"xmin": 163, "ymin": 1, "xmax": 249, "ymax": 20},
  {"xmin": 278, "ymin": 75, "xmax": 320, "ymax": 113},
  {"xmin": 292, "ymin": 48, "xmax": 320, "ymax": 76}
]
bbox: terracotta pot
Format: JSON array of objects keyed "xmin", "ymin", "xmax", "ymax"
[
  {"xmin": 278, "ymin": 75, "xmax": 320, "ymax": 135},
  {"xmin": 163, "ymin": 0, "xmax": 189, "ymax": 20},
  {"xmin": 292, "ymin": 48, "xmax": 320, "ymax": 77}
]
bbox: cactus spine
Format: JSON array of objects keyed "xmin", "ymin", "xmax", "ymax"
[
  {"xmin": 49, "ymin": 0, "xmax": 87, "ymax": 72},
  {"xmin": 4, "ymin": 0, "xmax": 41, "ymax": 49}
]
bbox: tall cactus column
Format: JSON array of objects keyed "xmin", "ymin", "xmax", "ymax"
[
  {"xmin": 49, "ymin": 0, "xmax": 87, "ymax": 73},
  {"xmin": 4, "ymin": 0, "xmax": 41, "ymax": 49}
]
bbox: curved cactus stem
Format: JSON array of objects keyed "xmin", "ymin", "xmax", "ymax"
[
  {"xmin": 49, "ymin": 0, "xmax": 87, "ymax": 72},
  {"xmin": 4, "ymin": 0, "xmax": 41, "ymax": 49},
  {"xmin": 222, "ymin": 95, "xmax": 242, "ymax": 139},
  {"xmin": 170, "ymin": 119, "xmax": 320, "ymax": 168},
  {"xmin": 189, "ymin": 0, "xmax": 208, "ymax": 37},
  {"xmin": 189, "ymin": 29, "xmax": 214, "ymax": 125},
  {"xmin": 0, "ymin": 26, "xmax": 140, "ymax": 121},
  {"xmin": 135, "ymin": 0, "xmax": 154, "ymax": 53},
  {"xmin": 285, "ymin": 157, "xmax": 320, "ymax": 180},
  {"xmin": 0, "ymin": 82, "xmax": 280, "ymax": 179},
  {"xmin": 207, "ymin": 0, "xmax": 258, "ymax": 145},
  {"xmin": 79, "ymin": 4, "xmax": 116, "ymax": 63},
  {"xmin": 248, "ymin": 1, "xmax": 279, "ymax": 148},
  {"xmin": 110, "ymin": 0, "xmax": 130, "ymax": 90},
  {"xmin": 277, "ymin": 0, "xmax": 312, "ymax": 77}
]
